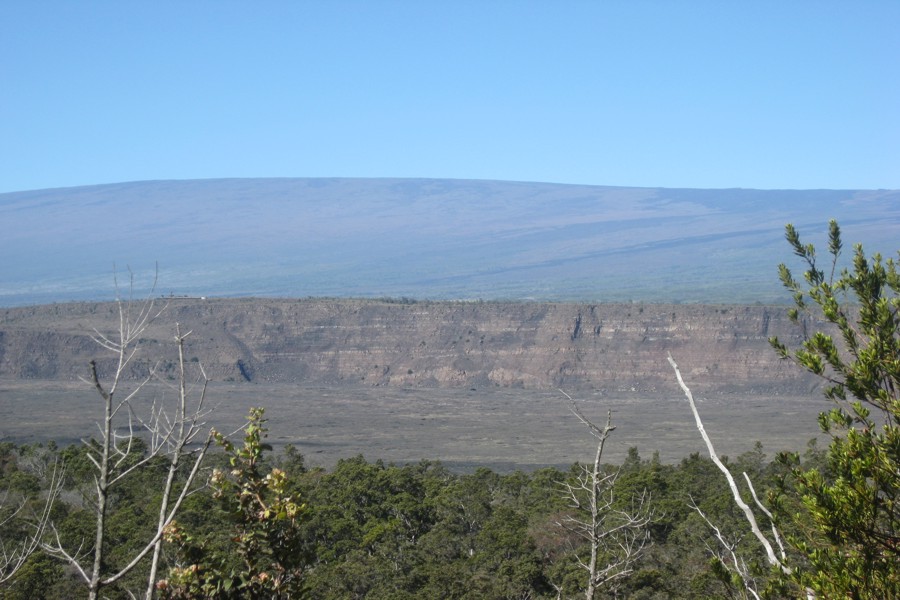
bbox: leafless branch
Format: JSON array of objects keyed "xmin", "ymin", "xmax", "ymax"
[
  {"xmin": 689, "ymin": 496, "xmax": 762, "ymax": 600},
  {"xmin": 667, "ymin": 353, "xmax": 790, "ymax": 576},
  {"xmin": 743, "ymin": 472, "xmax": 787, "ymax": 562},
  {"xmin": 44, "ymin": 270, "xmax": 216, "ymax": 600},
  {"xmin": 44, "ymin": 523, "xmax": 90, "ymax": 583},
  {"xmin": 0, "ymin": 459, "xmax": 65, "ymax": 584},
  {"xmin": 556, "ymin": 394, "xmax": 654, "ymax": 600}
]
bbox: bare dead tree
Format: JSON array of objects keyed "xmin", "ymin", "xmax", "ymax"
[
  {"xmin": 142, "ymin": 323, "xmax": 212, "ymax": 598},
  {"xmin": 556, "ymin": 392, "xmax": 654, "ymax": 600},
  {"xmin": 0, "ymin": 460, "xmax": 64, "ymax": 585},
  {"xmin": 42, "ymin": 271, "xmax": 214, "ymax": 600},
  {"xmin": 688, "ymin": 495, "xmax": 763, "ymax": 600},
  {"xmin": 666, "ymin": 353, "xmax": 806, "ymax": 599}
]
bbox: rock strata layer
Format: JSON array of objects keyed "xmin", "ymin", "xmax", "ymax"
[{"xmin": 0, "ymin": 298, "xmax": 820, "ymax": 395}]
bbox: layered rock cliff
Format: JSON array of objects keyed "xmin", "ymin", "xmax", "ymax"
[{"xmin": 0, "ymin": 298, "xmax": 820, "ymax": 395}]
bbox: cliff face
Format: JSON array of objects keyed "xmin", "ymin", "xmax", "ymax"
[{"xmin": 0, "ymin": 298, "xmax": 818, "ymax": 395}]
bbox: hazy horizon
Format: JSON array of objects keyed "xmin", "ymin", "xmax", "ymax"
[{"xmin": 3, "ymin": 178, "xmax": 897, "ymax": 307}]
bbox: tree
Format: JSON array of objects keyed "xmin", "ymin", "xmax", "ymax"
[
  {"xmin": 670, "ymin": 221, "xmax": 899, "ymax": 598},
  {"xmin": 0, "ymin": 447, "xmax": 63, "ymax": 586},
  {"xmin": 668, "ymin": 354, "xmax": 790, "ymax": 599},
  {"xmin": 41, "ymin": 272, "xmax": 214, "ymax": 600},
  {"xmin": 158, "ymin": 407, "xmax": 307, "ymax": 599},
  {"xmin": 555, "ymin": 395, "xmax": 654, "ymax": 599},
  {"xmin": 769, "ymin": 220, "xmax": 900, "ymax": 597}
]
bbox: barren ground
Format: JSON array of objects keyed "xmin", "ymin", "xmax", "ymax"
[{"xmin": 0, "ymin": 380, "xmax": 826, "ymax": 471}]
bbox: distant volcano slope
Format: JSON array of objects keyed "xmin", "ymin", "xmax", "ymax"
[{"xmin": 1, "ymin": 178, "xmax": 897, "ymax": 306}]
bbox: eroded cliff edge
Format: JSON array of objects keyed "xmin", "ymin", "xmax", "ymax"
[{"xmin": 0, "ymin": 298, "xmax": 819, "ymax": 395}]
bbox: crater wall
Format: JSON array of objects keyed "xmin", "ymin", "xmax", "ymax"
[{"xmin": 0, "ymin": 298, "xmax": 820, "ymax": 395}]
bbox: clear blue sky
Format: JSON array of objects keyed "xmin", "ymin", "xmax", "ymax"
[{"xmin": 2, "ymin": 1, "xmax": 898, "ymax": 194}]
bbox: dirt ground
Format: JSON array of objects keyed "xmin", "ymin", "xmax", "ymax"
[{"xmin": 0, "ymin": 379, "xmax": 827, "ymax": 472}]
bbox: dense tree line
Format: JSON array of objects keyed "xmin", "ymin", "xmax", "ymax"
[{"xmin": 0, "ymin": 427, "xmax": 823, "ymax": 599}]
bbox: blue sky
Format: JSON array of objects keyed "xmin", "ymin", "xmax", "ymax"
[{"xmin": 2, "ymin": 1, "xmax": 898, "ymax": 194}]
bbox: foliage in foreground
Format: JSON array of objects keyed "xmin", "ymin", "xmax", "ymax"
[
  {"xmin": 158, "ymin": 407, "xmax": 307, "ymax": 599},
  {"xmin": 770, "ymin": 220, "xmax": 900, "ymax": 597},
  {"xmin": 1, "ymin": 432, "xmax": 808, "ymax": 599}
]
